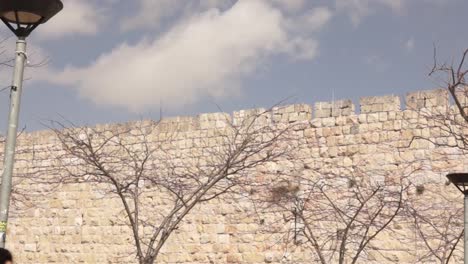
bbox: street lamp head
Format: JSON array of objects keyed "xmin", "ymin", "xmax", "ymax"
[
  {"xmin": 447, "ymin": 173, "xmax": 468, "ymax": 195},
  {"xmin": 0, "ymin": 0, "xmax": 63, "ymax": 37}
]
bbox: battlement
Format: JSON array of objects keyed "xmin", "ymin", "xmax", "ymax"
[
  {"xmin": 159, "ymin": 88, "xmax": 461, "ymax": 130},
  {"xmin": 315, "ymin": 100, "xmax": 354, "ymax": 117},
  {"xmin": 17, "ymin": 88, "xmax": 465, "ymax": 139},
  {"xmin": 360, "ymin": 95, "xmax": 400, "ymax": 113},
  {"xmin": 406, "ymin": 89, "xmax": 448, "ymax": 109}
]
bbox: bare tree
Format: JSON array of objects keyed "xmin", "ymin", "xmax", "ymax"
[
  {"xmin": 429, "ymin": 47, "xmax": 468, "ymax": 120},
  {"xmin": 0, "ymin": 132, "xmax": 62, "ymax": 215},
  {"xmin": 402, "ymin": 115, "xmax": 466, "ymax": 263},
  {"xmin": 251, "ymin": 151, "xmax": 417, "ymax": 264},
  {"xmin": 48, "ymin": 108, "xmax": 294, "ymax": 264},
  {"xmin": 400, "ymin": 47, "xmax": 468, "ymax": 263},
  {"xmin": 405, "ymin": 183, "xmax": 464, "ymax": 264},
  {"xmin": 0, "ymin": 117, "xmax": 43, "ymax": 213}
]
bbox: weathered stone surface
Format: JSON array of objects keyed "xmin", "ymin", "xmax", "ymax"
[
  {"xmin": 315, "ymin": 100, "xmax": 355, "ymax": 118},
  {"xmin": 1, "ymin": 89, "xmax": 466, "ymax": 263},
  {"xmin": 360, "ymin": 95, "xmax": 401, "ymax": 113},
  {"xmin": 406, "ymin": 89, "xmax": 449, "ymax": 109}
]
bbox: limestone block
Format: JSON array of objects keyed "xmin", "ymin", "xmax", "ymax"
[
  {"xmin": 315, "ymin": 100, "xmax": 355, "ymax": 118},
  {"xmin": 322, "ymin": 117, "xmax": 336, "ymax": 127},
  {"xmin": 243, "ymin": 252, "xmax": 265, "ymax": 263},
  {"xmin": 406, "ymin": 89, "xmax": 449, "ymax": 109},
  {"xmin": 227, "ymin": 253, "xmax": 243, "ymax": 263},
  {"xmin": 233, "ymin": 108, "xmax": 271, "ymax": 126},
  {"xmin": 360, "ymin": 95, "xmax": 400, "ymax": 113},
  {"xmin": 198, "ymin": 112, "xmax": 231, "ymax": 129},
  {"xmin": 454, "ymin": 86, "xmax": 468, "ymax": 106},
  {"xmin": 273, "ymin": 104, "xmax": 312, "ymax": 123}
]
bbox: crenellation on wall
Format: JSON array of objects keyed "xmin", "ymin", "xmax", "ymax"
[
  {"xmin": 454, "ymin": 85, "xmax": 468, "ymax": 107},
  {"xmin": 94, "ymin": 122, "xmax": 121, "ymax": 132},
  {"xmin": 25, "ymin": 130, "xmax": 58, "ymax": 145},
  {"xmin": 315, "ymin": 100, "xmax": 355, "ymax": 118},
  {"xmin": 11, "ymin": 88, "xmax": 467, "ymax": 143},
  {"xmin": 198, "ymin": 112, "xmax": 231, "ymax": 129},
  {"xmin": 360, "ymin": 95, "xmax": 400, "ymax": 113},
  {"xmin": 406, "ymin": 89, "xmax": 449, "ymax": 109},
  {"xmin": 272, "ymin": 104, "xmax": 312, "ymax": 123},
  {"xmin": 233, "ymin": 108, "xmax": 270, "ymax": 126},
  {"xmin": 158, "ymin": 116, "xmax": 200, "ymax": 132}
]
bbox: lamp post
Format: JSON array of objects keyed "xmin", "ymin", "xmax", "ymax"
[
  {"xmin": 0, "ymin": 0, "xmax": 63, "ymax": 248},
  {"xmin": 446, "ymin": 173, "xmax": 468, "ymax": 263}
]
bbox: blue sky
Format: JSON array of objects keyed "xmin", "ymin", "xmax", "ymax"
[{"xmin": 0, "ymin": 0, "xmax": 467, "ymax": 131}]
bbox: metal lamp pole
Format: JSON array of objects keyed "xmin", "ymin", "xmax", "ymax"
[
  {"xmin": 0, "ymin": 37, "xmax": 27, "ymax": 248},
  {"xmin": 447, "ymin": 173, "xmax": 468, "ymax": 263},
  {"xmin": 0, "ymin": 0, "xmax": 63, "ymax": 248}
]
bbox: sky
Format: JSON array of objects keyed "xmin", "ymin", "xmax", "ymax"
[{"xmin": 0, "ymin": 0, "xmax": 467, "ymax": 131}]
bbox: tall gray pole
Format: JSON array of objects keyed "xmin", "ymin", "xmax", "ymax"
[
  {"xmin": 465, "ymin": 195, "xmax": 468, "ymax": 264},
  {"xmin": 0, "ymin": 37, "xmax": 27, "ymax": 248}
]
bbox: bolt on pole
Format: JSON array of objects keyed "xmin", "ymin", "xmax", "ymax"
[{"xmin": 0, "ymin": 37, "xmax": 27, "ymax": 248}]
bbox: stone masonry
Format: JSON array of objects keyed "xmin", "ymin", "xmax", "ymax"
[{"xmin": 0, "ymin": 88, "xmax": 467, "ymax": 263}]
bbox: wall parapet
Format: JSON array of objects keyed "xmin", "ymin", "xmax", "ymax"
[
  {"xmin": 273, "ymin": 104, "xmax": 312, "ymax": 123},
  {"xmin": 14, "ymin": 88, "xmax": 468, "ymax": 138},
  {"xmin": 406, "ymin": 89, "xmax": 449, "ymax": 110},
  {"xmin": 315, "ymin": 100, "xmax": 354, "ymax": 118},
  {"xmin": 360, "ymin": 95, "xmax": 400, "ymax": 113}
]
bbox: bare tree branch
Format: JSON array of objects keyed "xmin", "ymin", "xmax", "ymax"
[{"xmin": 48, "ymin": 106, "xmax": 295, "ymax": 264}]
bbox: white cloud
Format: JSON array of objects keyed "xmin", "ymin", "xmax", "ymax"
[
  {"xmin": 271, "ymin": 0, "xmax": 306, "ymax": 12},
  {"xmin": 38, "ymin": 0, "xmax": 330, "ymax": 112},
  {"xmin": 120, "ymin": 0, "xmax": 310, "ymax": 32},
  {"xmin": 405, "ymin": 37, "xmax": 415, "ymax": 51},
  {"xmin": 298, "ymin": 7, "xmax": 333, "ymax": 32},
  {"xmin": 199, "ymin": 0, "xmax": 235, "ymax": 9},
  {"xmin": 283, "ymin": 7, "xmax": 332, "ymax": 60},
  {"xmin": 35, "ymin": 0, "xmax": 104, "ymax": 39},
  {"xmin": 336, "ymin": 0, "xmax": 404, "ymax": 25},
  {"xmin": 121, "ymin": 0, "xmax": 180, "ymax": 31},
  {"xmin": 121, "ymin": 0, "xmax": 236, "ymax": 31}
]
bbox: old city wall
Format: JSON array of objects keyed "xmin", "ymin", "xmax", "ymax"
[{"xmin": 1, "ymin": 88, "xmax": 467, "ymax": 263}]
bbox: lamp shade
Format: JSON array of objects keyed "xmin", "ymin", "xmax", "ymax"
[
  {"xmin": 0, "ymin": 0, "xmax": 63, "ymax": 37},
  {"xmin": 0, "ymin": 0, "xmax": 63, "ymax": 24},
  {"xmin": 447, "ymin": 173, "xmax": 468, "ymax": 195}
]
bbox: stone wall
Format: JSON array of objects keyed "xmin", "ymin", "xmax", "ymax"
[{"xmin": 1, "ymin": 88, "xmax": 466, "ymax": 263}]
